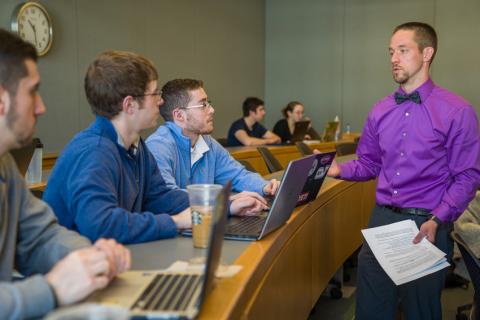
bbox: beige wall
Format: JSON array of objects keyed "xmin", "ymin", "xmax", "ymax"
[
  {"xmin": 265, "ymin": 0, "xmax": 480, "ymax": 135},
  {"xmin": 1, "ymin": 0, "xmax": 265, "ymax": 152}
]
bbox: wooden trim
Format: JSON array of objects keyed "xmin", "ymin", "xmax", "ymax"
[
  {"xmin": 199, "ymin": 178, "xmax": 376, "ymax": 319},
  {"xmin": 43, "ymin": 152, "xmax": 58, "ymax": 171}
]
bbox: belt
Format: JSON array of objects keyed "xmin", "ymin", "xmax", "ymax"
[{"xmin": 380, "ymin": 205, "xmax": 431, "ymax": 217}]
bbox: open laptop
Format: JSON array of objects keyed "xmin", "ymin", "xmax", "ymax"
[
  {"xmin": 223, "ymin": 154, "xmax": 317, "ymax": 241},
  {"xmin": 289, "ymin": 120, "xmax": 311, "ymax": 143},
  {"xmin": 9, "ymin": 139, "xmax": 36, "ymax": 176},
  {"xmin": 297, "ymin": 151, "xmax": 336, "ymax": 206},
  {"xmin": 87, "ymin": 182, "xmax": 231, "ymax": 319}
]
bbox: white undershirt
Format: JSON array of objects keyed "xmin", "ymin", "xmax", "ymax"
[{"xmin": 190, "ymin": 135, "xmax": 209, "ymax": 167}]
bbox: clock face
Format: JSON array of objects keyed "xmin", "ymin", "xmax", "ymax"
[{"xmin": 12, "ymin": 2, "xmax": 53, "ymax": 56}]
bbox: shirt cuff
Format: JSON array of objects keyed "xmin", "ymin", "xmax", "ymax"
[
  {"xmin": 155, "ymin": 214, "xmax": 179, "ymax": 239},
  {"xmin": 430, "ymin": 202, "xmax": 452, "ymax": 222},
  {"xmin": 338, "ymin": 163, "xmax": 353, "ymax": 180}
]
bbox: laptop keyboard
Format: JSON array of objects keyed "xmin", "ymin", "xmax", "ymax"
[
  {"xmin": 132, "ymin": 273, "xmax": 202, "ymax": 311},
  {"xmin": 226, "ymin": 216, "xmax": 265, "ymax": 235}
]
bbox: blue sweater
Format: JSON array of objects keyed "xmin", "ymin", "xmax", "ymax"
[
  {"xmin": 43, "ymin": 116, "xmax": 189, "ymax": 244},
  {"xmin": 145, "ymin": 121, "xmax": 267, "ymax": 194}
]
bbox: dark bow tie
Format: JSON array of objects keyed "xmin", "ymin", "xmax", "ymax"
[{"xmin": 394, "ymin": 91, "xmax": 422, "ymax": 104}]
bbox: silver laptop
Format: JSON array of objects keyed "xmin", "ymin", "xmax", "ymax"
[
  {"xmin": 87, "ymin": 182, "xmax": 230, "ymax": 319},
  {"xmin": 223, "ymin": 154, "xmax": 317, "ymax": 241}
]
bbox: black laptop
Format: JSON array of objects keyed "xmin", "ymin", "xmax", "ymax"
[
  {"xmin": 289, "ymin": 120, "xmax": 311, "ymax": 143},
  {"xmin": 297, "ymin": 151, "xmax": 336, "ymax": 205},
  {"xmin": 89, "ymin": 183, "xmax": 231, "ymax": 319}
]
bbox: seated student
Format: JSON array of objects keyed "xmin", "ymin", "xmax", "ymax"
[
  {"xmin": 0, "ymin": 29, "xmax": 130, "ymax": 319},
  {"xmin": 273, "ymin": 101, "xmax": 315, "ymax": 143},
  {"xmin": 146, "ymin": 79, "xmax": 279, "ymax": 208},
  {"xmin": 227, "ymin": 97, "xmax": 281, "ymax": 146},
  {"xmin": 43, "ymin": 51, "xmax": 192, "ymax": 244}
]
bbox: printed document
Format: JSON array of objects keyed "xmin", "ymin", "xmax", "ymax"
[{"xmin": 361, "ymin": 219, "xmax": 450, "ymax": 285}]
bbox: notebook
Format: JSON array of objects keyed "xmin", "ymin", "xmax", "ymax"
[
  {"xmin": 87, "ymin": 182, "xmax": 231, "ymax": 319},
  {"xmin": 223, "ymin": 154, "xmax": 317, "ymax": 241},
  {"xmin": 297, "ymin": 151, "xmax": 336, "ymax": 206}
]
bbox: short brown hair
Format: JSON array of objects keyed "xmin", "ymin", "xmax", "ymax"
[
  {"xmin": 160, "ymin": 79, "xmax": 204, "ymax": 122},
  {"xmin": 84, "ymin": 50, "xmax": 158, "ymax": 119},
  {"xmin": 393, "ymin": 22, "xmax": 438, "ymax": 64},
  {"xmin": 242, "ymin": 97, "xmax": 264, "ymax": 117},
  {"xmin": 0, "ymin": 29, "xmax": 37, "ymax": 96}
]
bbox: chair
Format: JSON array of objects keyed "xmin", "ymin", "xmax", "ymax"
[
  {"xmin": 335, "ymin": 142, "xmax": 357, "ymax": 156},
  {"xmin": 452, "ymin": 232, "xmax": 480, "ymax": 320},
  {"xmin": 216, "ymin": 137, "xmax": 229, "ymax": 147},
  {"xmin": 257, "ymin": 147, "xmax": 283, "ymax": 173},
  {"xmin": 237, "ymin": 159, "xmax": 257, "ymax": 173},
  {"xmin": 295, "ymin": 141, "xmax": 313, "ymax": 156}
]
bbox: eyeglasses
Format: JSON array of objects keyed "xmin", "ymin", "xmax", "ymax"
[
  {"xmin": 131, "ymin": 89, "xmax": 162, "ymax": 98},
  {"xmin": 182, "ymin": 100, "xmax": 214, "ymax": 111}
]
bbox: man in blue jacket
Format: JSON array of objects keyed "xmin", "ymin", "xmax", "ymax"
[
  {"xmin": 43, "ymin": 51, "xmax": 194, "ymax": 244},
  {"xmin": 146, "ymin": 79, "xmax": 279, "ymax": 202},
  {"xmin": 0, "ymin": 29, "xmax": 130, "ymax": 319}
]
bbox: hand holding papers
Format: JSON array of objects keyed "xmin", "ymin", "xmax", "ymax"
[{"xmin": 361, "ymin": 220, "xmax": 450, "ymax": 285}]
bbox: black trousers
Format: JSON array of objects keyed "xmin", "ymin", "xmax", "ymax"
[{"xmin": 355, "ymin": 205, "xmax": 453, "ymax": 320}]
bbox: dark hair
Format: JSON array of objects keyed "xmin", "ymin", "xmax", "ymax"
[
  {"xmin": 393, "ymin": 22, "xmax": 438, "ymax": 64},
  {"xmin": 160, "ymin": 79, "xmax": 204, "ymax": 121},
  {"xmin": 84, "ymin": 50, "xmax": 158, "ymax": 119},
  {"xmin": 282, "ymin": 101, "xmax": 303, "ymax": 118},
  {"xmin": 0, "ymin": 29, "xmax": 37, "ymax": 96},
  {"xmin": 242, "ymin": 97, "xmax": 264, "ymax": 117}
]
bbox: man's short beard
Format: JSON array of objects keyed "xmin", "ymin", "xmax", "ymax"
[
  {"xmin": 393, "ymin": 72, "xmax": 409, "ymax": 85},
  {"xmin": 6, "ymin": 101, "xmax": 34, "ymax": 147}
]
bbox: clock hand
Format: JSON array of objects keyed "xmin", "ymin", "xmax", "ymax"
[{"xmin": 28, "ymin": 19, "xmax": 38, "ymax": 45}]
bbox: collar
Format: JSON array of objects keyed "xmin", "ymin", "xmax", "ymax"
[
  {"xmin": 93, "ymin": 116, "xmax": 139, "ymax": 155},
  {"xmin": 113, "ymin": 126, "xmax": 139, "ymax": 153},
  {"xmin": 165, "ymin": 121, "xmax": 192, "ymax": 152},
  {"xmin": 396, "ymin": 78, "xmax": 435, "ymax": 104},
  {"xmin": 190, "ymin": 135, "xmax": 209, "ymax": 167}
]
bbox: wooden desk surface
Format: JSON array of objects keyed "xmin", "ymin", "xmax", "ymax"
[
  {"xmin": 227, "ymin": 138, "xmax": 356, "ymax": 175},
  {"xmin": 127, "ymin": 173, "xmax": 375, "ymax": 319}
]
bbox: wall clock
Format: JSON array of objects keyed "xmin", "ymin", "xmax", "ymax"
[{"xmin": 11, "ymin": 2, "xmax": 53, "ymax": 56}]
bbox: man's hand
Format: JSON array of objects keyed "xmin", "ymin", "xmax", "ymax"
[
  {"xmin": 171, "ymin": 207, "xmax": 192, "ymax": 230},
  {"xmin": 46, "ymin": 246, "xmax": 121, "ymax": 306},
  {"xmin": 230, "ymin": 191, "xmax": 268, "ymax": 216},
  {"xmin": 263, "ymin": 179, "xmax": 280, "ymax": 196},
  {"xmin": 93, "ymin": 238, "xmax": 131, "ymax": 280},
  {"xmin": 413, "ymin": 219, "xmax": 438, "ymax": 244},
  {"xmin": 327, "ymin": 159, "xmax": 341, "ymax": 177}
]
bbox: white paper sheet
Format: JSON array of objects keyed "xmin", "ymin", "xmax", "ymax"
[{"xmin": 361, "ymin": 219, "xmax": 450, "ymax": 285}]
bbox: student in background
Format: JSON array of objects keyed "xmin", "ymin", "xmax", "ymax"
[
  {"xmin": 227, "ymin": 97, "xmax": 280, "ymax": 146},
  {"xmin": 0, "ymin": 29, "xmax": 130, "ymax": 319},
  {"xmin": 44, "ymin": 51, "xmax": 192, "ymax": 244},
  {"xmin": 273, "ymin": 101, "xmax": 315, "ymax": 143},
  {"xmin": 146, "ymin": 79, "xmax": 279, "ymax": 212}
]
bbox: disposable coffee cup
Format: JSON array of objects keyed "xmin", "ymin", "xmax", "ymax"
[{"xmin": 187, "ymin": 184, "xmax": 222, "ymax": 248}]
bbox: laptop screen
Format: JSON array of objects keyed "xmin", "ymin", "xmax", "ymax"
[{"xmin": 197, "ymin": 181, "xmax": 230, "ymax": 306}]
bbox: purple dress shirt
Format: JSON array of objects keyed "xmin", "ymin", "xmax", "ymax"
[{"xmin": 340, "ymin": 79, "xmax": 480, "ymax": 222}]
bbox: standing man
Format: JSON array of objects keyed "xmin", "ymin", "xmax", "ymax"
[
  {"xmin": 0, "ymin": 29, "xmax": 130, "ymax": 319},
  {"xmin": 146, "ymin": 79, "xmax": 279, "ymax": 214},
  {"xmin": 328, "ymin": 22, "xmax": 480, "ymax": 319},
  {"xmin": 227, "ymin": 97, "xmax": 281, "ymax": 146},
  {"xmin": 44, "ymin": 51, "xmax": 191, "ymax": 244}
]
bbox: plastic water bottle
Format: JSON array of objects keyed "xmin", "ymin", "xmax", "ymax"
[
  {"xmin": 26, "ymin": 138, "xmax": 43, "ymax": 184},
  {"xmin": 346, "ymin": 123, "xmax": 351, "ymax": 135},
  {"xmin": 334, "ymin": 115, "xmax": 341, "ymax": 141}
]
